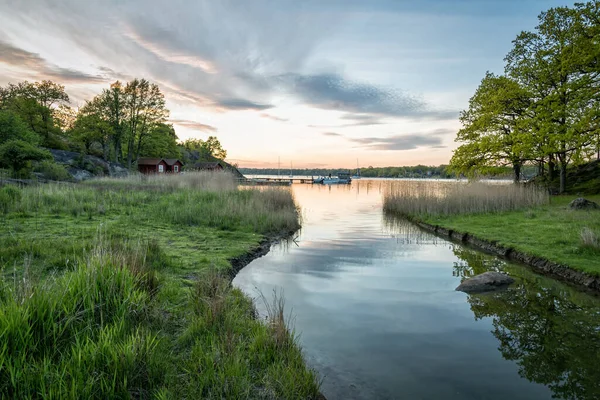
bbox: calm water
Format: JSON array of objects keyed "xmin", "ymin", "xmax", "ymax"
[{"xmin": 233, "ymin": 181, "xmax": 600, "ymax": 400}]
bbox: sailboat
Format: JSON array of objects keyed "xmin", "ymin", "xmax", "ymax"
[{"xmin": 352, "ymin": 159, "xmax": 361, "ymax": 179}]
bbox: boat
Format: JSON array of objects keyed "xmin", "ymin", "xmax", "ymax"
[
  {"xmin": 313, "ymin": 172, "xmax": 352, "ymax": 185},
  {"xmin": 352, "ymin": 159, "xmax": 361, "ymax": 180}
]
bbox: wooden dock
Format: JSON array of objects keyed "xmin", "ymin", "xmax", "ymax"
[{"xmin": 239, "ymin": 177, "xmax": 315, "ymax": 185}]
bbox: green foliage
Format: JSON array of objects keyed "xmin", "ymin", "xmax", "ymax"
[
  {"xmin": 34, "ymin": 160, "xmax": 73, "ymax": 181},
  {"xmin": 183, "ymin": 136, "xmax": 227, "ymax": 161},
  {"xmin": 0, "ymin": 140, "xmax": 52, "ymax": 177},
  {"xmin": 0, "ymin": 110, "xmax": 40, "ymax": 146},
  {"xmin": 139, "ymin": 123, "xmax": 180, "ymax": 159},
  {"xmin": 450, "ymin": 73, "xmax": 532, "ymax": 182},
  {"xmin": 0, "ymin": 80, "xmax": 69, "ymax": 147},
  {"xmin": 453, "ymin": 1, "xmax": 600, "ymax": 192}
]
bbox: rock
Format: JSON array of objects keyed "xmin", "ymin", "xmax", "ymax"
[
  {"xmin": 68, "ymin": 168, "xmax": 95, "ymax": 182},
  {"xmin": 49, "ymin": 149, "xmax": 129, "ymax": 180},
  {"xmin": 455, "ymin": 271, "xmax": 515, "ymax": 293},
  {"xmin": 569, "ymin": 197, "xmax": 599, "ymax": 210}
]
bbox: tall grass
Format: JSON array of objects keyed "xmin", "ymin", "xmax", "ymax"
[
  {"xmin": 383, "ymin": 181, "xmax": 549, "ymax": 217},
  {"xmin": 0, "ymin": 173, "xmax": 320, "ymax": 398},
  {"xmin": 1, "ymin": 173, "xmax": 299, "ymax": 234},
  {"xmin": 0, "ymin": 239, "xmax": 163, "ymax": 398}
]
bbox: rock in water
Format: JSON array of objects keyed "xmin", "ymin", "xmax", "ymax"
[
  {"xmin": 455, "ymin": 271, "xmax": 515, "ymax": 293},
  {"xmin": 569, "ymin": 198, "xmax": 599, "ymax": 210}
]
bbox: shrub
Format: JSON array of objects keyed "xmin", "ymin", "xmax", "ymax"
[{"xmin": 35, "ymin": 160, "xmax": 73, "ymax": 181}]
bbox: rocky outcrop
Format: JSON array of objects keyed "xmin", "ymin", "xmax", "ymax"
[
  {"xmin": 49, "ymin": 149, "xmax": 129, "ymax": 181},
  {"xmin": 569, "ymin": 198, "xmax": 599, "ymax": 210},
  {"xmin": 455, "ymin": 271, "xmax": 515, "ymax": 293}
]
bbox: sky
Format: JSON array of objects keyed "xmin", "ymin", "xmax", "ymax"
[{"xmin": 0, "ymin": 0, "xmax": 570, "ymax": 168}]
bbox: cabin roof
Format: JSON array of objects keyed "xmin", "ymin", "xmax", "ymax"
[
  {"xmin": 164, "ymin": 159, "xmax": 183, "ymax": 166},
  {"xmin": 137, "ymin": 158, "xmax": 165, "ymax": 166}
]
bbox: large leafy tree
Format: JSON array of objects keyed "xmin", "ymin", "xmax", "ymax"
[
  {"xmin": 0, "ymin": 80, "xmax": 69, "ymax": 147},
  {"xmin": 123, "ymin": 79, "xmax": 168, "ymax": 168},
  {"xmin": 139, "ymin": 123, "xmax": 180, "ymax": 158},
  {"xmin": 450, "ymin": 73, "xmax": 533, "ymax": 182},
  {"xmin": 505, "ymin": 4, "xmax": 600, "ymax": 192}
]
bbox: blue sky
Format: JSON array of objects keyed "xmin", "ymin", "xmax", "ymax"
[{"xmin": 0, "ymin": 0, "xmax": 569, "ymax": 167}]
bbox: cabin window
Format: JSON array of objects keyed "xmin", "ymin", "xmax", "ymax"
[
  {"xmin": 158, "ymin": 164, "xmax": 164, "ymax": 173},
  {"xmin": 174, "ymin": 165, "xmax": 179, "ymax": 172}
]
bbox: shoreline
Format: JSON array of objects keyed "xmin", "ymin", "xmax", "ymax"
[
  {"xmin": 228, "ymin": 229, "xmax": 329, "ymax": 400},
  {"xmin": 410, "ymin": 218, "xmax": 600, "ymax": 294}
]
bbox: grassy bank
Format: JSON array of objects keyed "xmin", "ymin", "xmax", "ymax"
[
  {"xmin": 383, "ymin": 181, "xmax": 600, "ymax": 277},
  {"xmin": 0, "ymin": 172, "xmax": 321, "ymax": 399}
]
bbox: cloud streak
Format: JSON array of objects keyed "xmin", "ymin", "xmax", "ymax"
[
  {"xmin": 170, "ymin": 119, "xmax": 217, "ymax": 132},
  {"xmin": 0, "ymin": 40, "xmax": 106, "ymax": 84},
  {"xmin": 325, "ymin": 128, "xmax": 452, "ymax": 151}
]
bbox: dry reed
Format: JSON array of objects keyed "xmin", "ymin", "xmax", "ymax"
[{"xmin": 383, "ymin": 180, "xmax": 549, "ymax": 216}]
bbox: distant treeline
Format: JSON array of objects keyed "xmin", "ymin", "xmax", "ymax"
[{"xmin": 240, "ymin": 165, "xmax": 540, "ymax": 179}]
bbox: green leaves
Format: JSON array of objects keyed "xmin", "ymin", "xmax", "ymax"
[
  {"xmin": 0, "ymin": 139, "xmax": 52, "ymax": 177},
  {"xmin": 451, "ymin": 73, "xmax": 531, "ymax": 181},
  {"xmin": 454, "ymin": 1, "xmax": 600, "ymax": 191}
]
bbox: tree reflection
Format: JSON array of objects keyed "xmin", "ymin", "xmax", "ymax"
[{"xmin": 454, "ymin": 245, "xmax": 600, "ymax": 399}]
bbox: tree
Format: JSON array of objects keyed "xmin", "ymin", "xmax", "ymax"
[
  {"xmin": 123, "ymin": 79, "xmax": 168, "ymax": 168},
  {"xmin": 0, "ymin": 140, "xmax": 52, "ymax": 177},
  {"xmin": 138, "ymin": 123, "xmax": 180, "ymax": 158},
  {"xmin": 0, "ymin": 80, "xmax": 69, "ymax": 147},
  {"xmin": 451, "ymin": 73, "xmax": 534, "ymax": 182},
  {"xmin": 182, "ymin": 136, "xmax": 227, "ymax": 160},
  {"xmin": 505, "ymin": 4, "xmax": 600, "ymax": 192},
  {"xmin": 0, "ymin": 110, "xmax": 40, "ymax": 146}
]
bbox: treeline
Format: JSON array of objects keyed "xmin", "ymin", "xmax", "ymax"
[
  {"xmin": 240, "ymin": 165, "xmax": 457, "ymax": 178},
  {"xmin": 0, "ymin": 79, "xmax": 226, "ymax": 178},
  {"xmin": 451, "ymin": 1, "xmax": 600, "ymax": 192}
]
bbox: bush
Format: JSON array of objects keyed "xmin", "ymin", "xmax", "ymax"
[{"xmin": 35, "ymin": 161, "xmax": 73, "ymax": 181}]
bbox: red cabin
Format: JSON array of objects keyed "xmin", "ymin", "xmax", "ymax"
[
  {"xmin": 137, "ymin": 158, "xmax": 169, "ymax": 174},
  {"xmin": 165, "ymin": 159, "xmax": 183, "ymax": 173}
]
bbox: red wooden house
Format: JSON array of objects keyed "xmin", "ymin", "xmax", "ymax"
[
  {"xmin": 165, "ymin": 159, "xmax": 184, "ymax": 173},
  {"xmin": 137, "ymin": 158, "xmax": 169, "ymax": 174}
]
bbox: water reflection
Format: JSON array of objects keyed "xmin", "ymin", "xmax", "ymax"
[
  {"xmin": 453, "ymin": 247, "xmax": 600, "ymax": 400},
  {"xmin": 235, "ymin": 181, "xmax": 600, "ymax": 400}
]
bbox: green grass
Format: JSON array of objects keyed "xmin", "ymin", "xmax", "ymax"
[
  {"xmin": 421, "ymin": 195, "xmax": 600, "ymax": 276},
  {"xmin": 0, "ymin": 173, "xmax": 321, "ymax": 399}
]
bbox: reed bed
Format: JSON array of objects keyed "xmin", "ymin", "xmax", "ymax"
[
  {"xmin": 383, "ymin": 180, "xmax": 549, "ymax": 217},
  {"xmin": 1, "ymin": 173, "xmax": 300, "ymax": 234}
]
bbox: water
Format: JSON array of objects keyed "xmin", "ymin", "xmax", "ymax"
[{"xmin": 233, "ymin": 181, "xmax": 600, "ymax": 400}]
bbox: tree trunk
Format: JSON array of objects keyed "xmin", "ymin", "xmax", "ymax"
[
  {"xmin": 559, "ymin": 163, "xmax": 567, "ymax": 194},
  {"xmin": 513, "ymin": 163, "xmax": 521, "ymax": 183},
  {"xmin": 548, "ymin": 156, "xmax": 556, "ymax": 182},
  {"xmin": 557, "ymin": 152, "xmax": 567, "ymax": 194}
]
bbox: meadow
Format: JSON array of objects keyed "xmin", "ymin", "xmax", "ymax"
[
  {"xmin": 0, "ymin": 172, "xmax": 321, "ymax": 399},
  {"xmin": 383, "ymin": 181, "xmax": 600, "ymax": 276}
]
